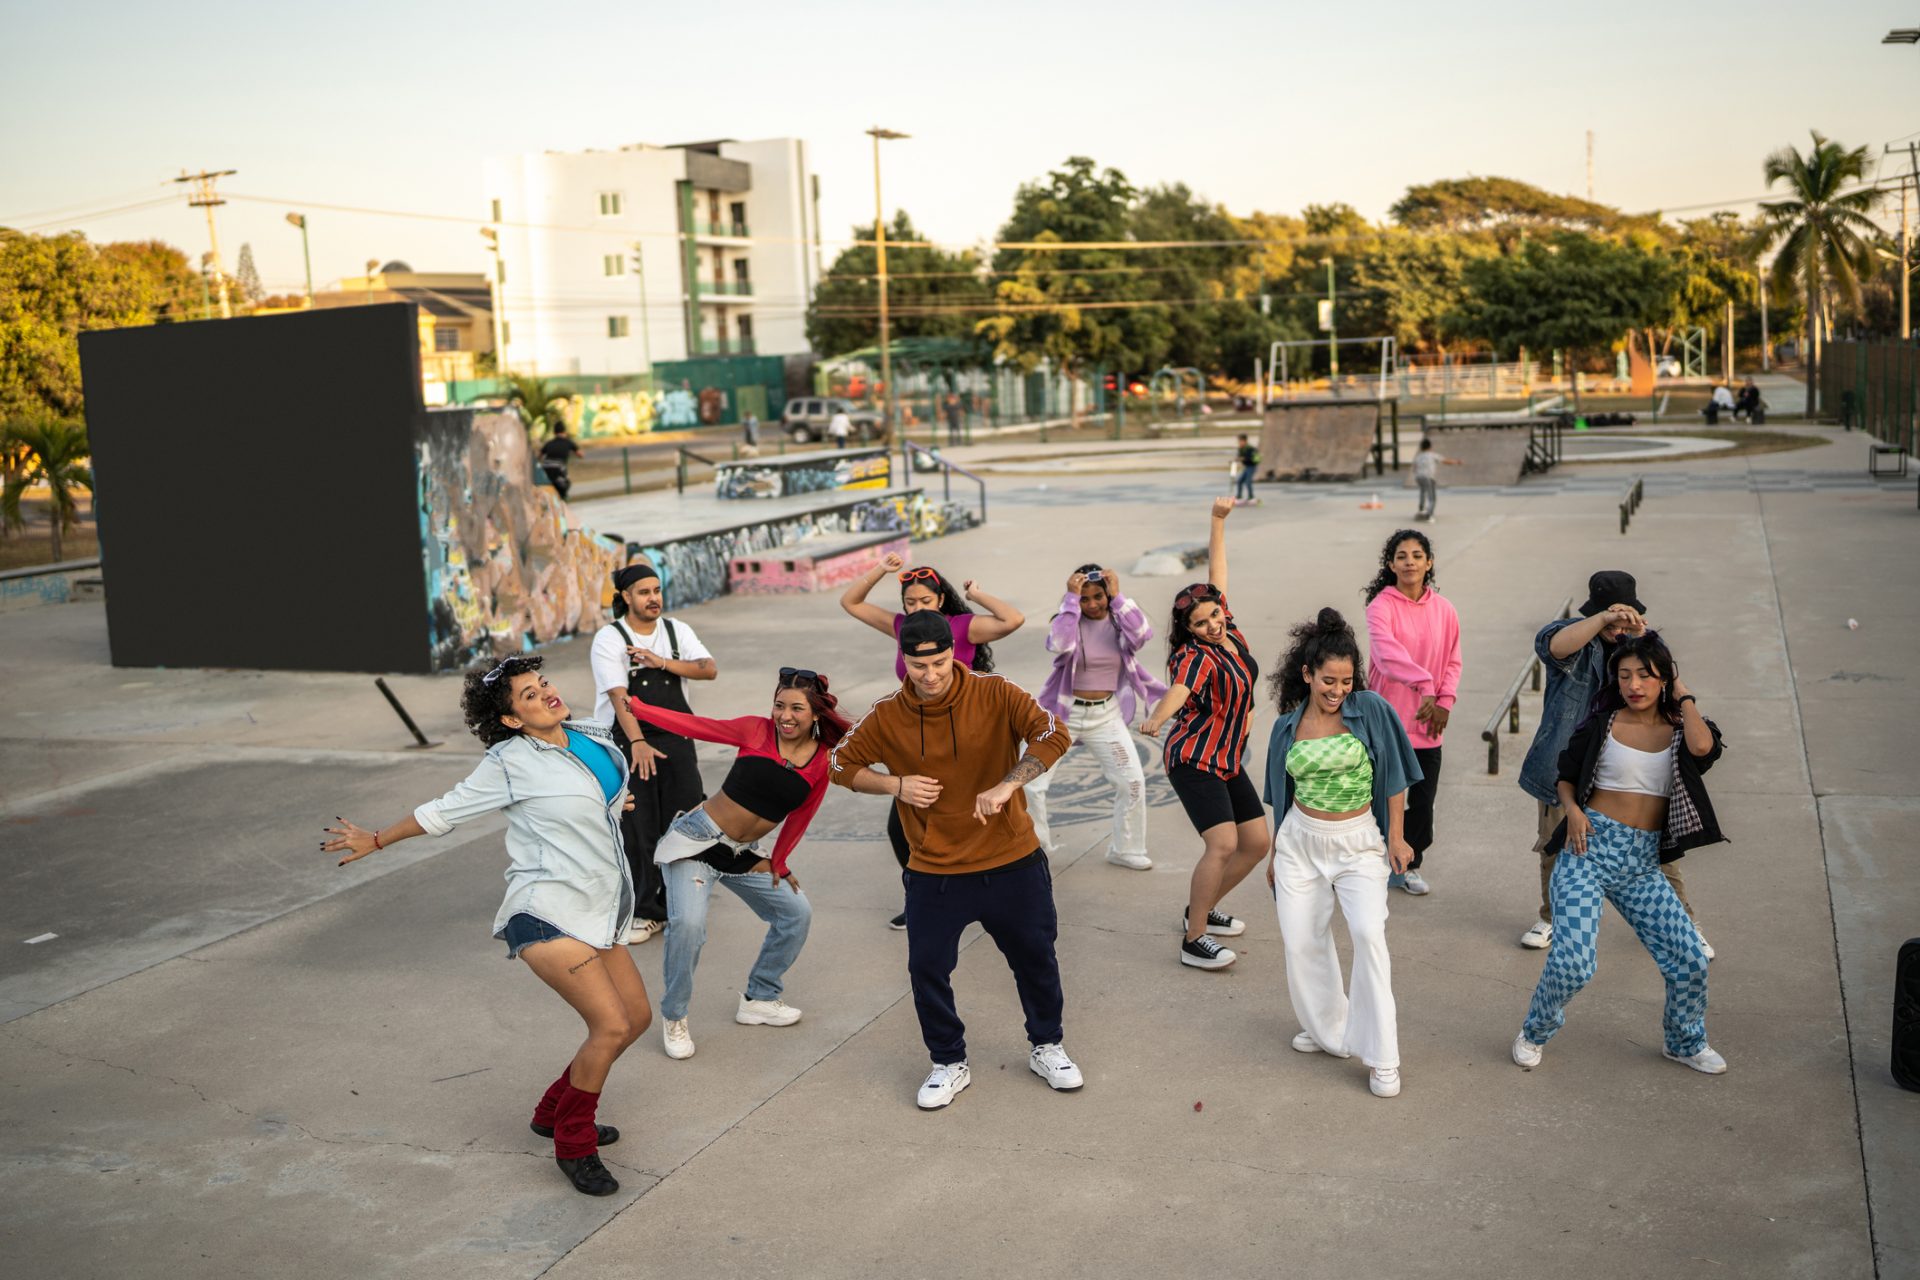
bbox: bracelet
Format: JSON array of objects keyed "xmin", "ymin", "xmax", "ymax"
[
  {"xmin": 895, "ymin": 776, "xmax": 904, "ymax": 797},
  {"xmin": 1676, "ymin": 695, "xmax": 1696, "ymax": 707},
  {"xmin": 371, "ymin": 829, "xmax": 384, "ymax": 851}
]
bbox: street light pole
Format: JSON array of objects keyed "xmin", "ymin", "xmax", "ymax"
[
  {"xmin": 285, "ymin": 212, "xmax": 313, "ymax": 305},
  {"xmin": 1325, "ymin": 258, "xmax": 1339, "ymax": 379},
  {"xmin": 867, "ymin": 126, "xmax": 909, "ymax": 437},
  {"xmin": 480, "ymin": 226, "xmax": 508, "ymax": 378},
  {"xmin": 631, "ymin": 241, "xmax": 654, "ymax": 385}
]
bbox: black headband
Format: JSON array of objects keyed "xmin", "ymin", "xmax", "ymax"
[{"xmin": 613, "ymin": 563, "xmax": 659, "ymax": 592}]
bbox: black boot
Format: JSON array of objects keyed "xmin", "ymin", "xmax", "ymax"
[
  {"xmin": 532, "ymin": 1121, "xmax": 620, "ymax": 1146},
  {"xmin": 555, "ymin": 1153, "xmax": 620, "ymax": 1196}
]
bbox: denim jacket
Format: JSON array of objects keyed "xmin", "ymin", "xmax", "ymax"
[
  {"xmin": 1518, "ymin": 617, "xmax": 1605, "ymax": 804},
  {"xmin": 1264, "ymin": 690, "xmax": 1425, "ymax": 840},
  {"xmin": 413, "ymin": 720, "xmax": 633, "ymax": 951}
]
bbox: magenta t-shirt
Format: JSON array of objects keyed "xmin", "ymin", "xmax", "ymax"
[{"xmin": 892, "ymin": 611, "xmax": 978, "ymax": 680}]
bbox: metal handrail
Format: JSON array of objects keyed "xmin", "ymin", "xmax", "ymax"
[
  {"xmin": 1619, "ymin": 475, "xmax": 1645, "ymax": 534},
  {"xmin": 900, "ymin": 439, "xmax": 988, "ymax": 524},
  {"xmin": 676, "ymin": 446, "xmax": 722, "ymax": 494},
  {"xmin": 1481, "ymin": 596, "xmax": 1574, "ymax": 775}
]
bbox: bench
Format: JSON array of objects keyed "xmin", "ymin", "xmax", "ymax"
[
  {"xmin": 728, "ymin": 530, "xmax": 911, "ymax": 595},
  {"xmin": 1869, "ymin": 443, "xmax": 1908, "ymax": 479}
]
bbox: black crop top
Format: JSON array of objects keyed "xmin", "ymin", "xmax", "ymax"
[{"xmin": 724, "ymin": 755, "xmax": 812, "ymax": 824}]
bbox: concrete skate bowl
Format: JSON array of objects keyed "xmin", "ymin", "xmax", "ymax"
[{"xmin": 1259, "ymin": 399, "xmax": 1380, "ymax": 481}]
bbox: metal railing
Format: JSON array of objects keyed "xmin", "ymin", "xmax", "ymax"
[
  {"xmin": 901, "ymin": 439, "xmax": 988, "ymax": 525},
  {"xmin": 691, "ymin": 337, "xmax": 756, "ymax": 355},
  {"xmin": 676, "ymin": 446, "xmax": 723, "ymax": 494},
  {"xmin": 1481, "ymin": 596, "xmax": 1574, "ymax": 775},
  {"xmin": 698, "ymin": 280, "xmax": 754, "ymax": 297},
  {"xmin": 1619, "ymin": 475, "xmax": 1645, "ymax": 534},
  {"xmin": 692, "ymin": 220, "xmax": 751, "ymax": 239}
]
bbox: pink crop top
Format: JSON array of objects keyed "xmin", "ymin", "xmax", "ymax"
[{"xmin": 1074, "ymin": 617, "xmax": 1124, "ymax": 691}]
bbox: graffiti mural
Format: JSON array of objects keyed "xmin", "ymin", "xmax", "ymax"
[
  {"xmin": 419, "ymin": 409, "xmax": 623, "ymax": 672},
  {"xmin": 558, "ymin": 391, "xmax": 658, "ymax": 440},
  {"xmin": 636, "ymin": 496, "xmax": 911, "ymax": 611},
  {"xmin": 713, "ymin": 449, "xmax": 892, "ymax": 501},
  {"xmin": 729, "ymin": 533, "xmax": 911, "ymax": 596}
]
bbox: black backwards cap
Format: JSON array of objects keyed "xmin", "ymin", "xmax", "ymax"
[
  {"xmin": 613, "ymin": 563, "xmax": 659, "ymax": 592},
  {"xmin": 898, "ymin": 610, "xmax": 954, "ymax": 657}
]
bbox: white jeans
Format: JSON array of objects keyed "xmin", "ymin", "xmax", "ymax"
[
  {"xmin": 1273, "ymin": 807, "xmax": 1399, "ymax": 1069},
  {"xmin": 1026, "ymin": 697, "xmax": 1148, "ymax": 860}
]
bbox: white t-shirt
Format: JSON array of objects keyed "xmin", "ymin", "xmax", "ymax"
[
  {"xmin": 828, "ymin": 413, "xmax": 852, "ymax": 438},
  {"xmin": 589, "ymin": 616, "xmax": 712, "ymax": 725},
  {"xmin": 1413, "ymin": 451, "xmax": 1439, "ymax": 481}
]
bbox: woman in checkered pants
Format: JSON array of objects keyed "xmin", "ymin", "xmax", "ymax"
[{"xmin": 1512, "ymin": 632, "xmax": 1728, "ymax": 1075}]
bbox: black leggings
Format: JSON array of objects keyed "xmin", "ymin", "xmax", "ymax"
[
  {"xmin": 887, "ymin": 803, "xmax": 910, "ymax": 869},
  {"xmin": 1405, "ymin": 745, "xmax": 1443, "ymax": 868}
]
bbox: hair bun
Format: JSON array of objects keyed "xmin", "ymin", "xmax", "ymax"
[{"xmin": 1316, "ymin": 607, "xmax": 1348, "ymax": 633}]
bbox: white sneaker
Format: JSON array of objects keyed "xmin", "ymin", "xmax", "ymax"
[
  {"xmin": 1519, "ymin": 919, "xmax": 1553, "ymax": 950},
  {"xmin": 1698, "ymin": 934, "xmax": 1716, "ymax": 960},
  {"xmin": 625, "ymin": 918, "xmax": 661, "ymax": 945},
  {"xmin": 1400, "ymin": 870, "xmax": 1431, "ymax": 896},
  {"xmin": 1511, "ymin": 1032, "xmax": 1543, "ymax": 1068},
  {"xmin": 1105, "ymin": 850, "xmax": 1153, "ymax": 871},
  {"xmin": 736, "ymin": 995, "xmax": 802, "ymax": 1026},
  {"xmin": 1291, "ymin": 1031, "xmax": 1323, "ymax": 1054},
  {"xmin": 662, "ymin": 1017, "xmax": 695, "ymax": 1060},
  {"xmin": 916, "ymin": 1061, "xmax": 971, "ymax": 1109},
  {"xmin": 1663, "ymin": 1045, "xmax": 1728, "ymax": 1074},
  {"xmin": 1369, "ymin": 1067, "xmax": 1402, "ymax": 1098},
  {"xmin": 1029, "ymin": 1043, "xmax": 1085, "ymax": 1091}
]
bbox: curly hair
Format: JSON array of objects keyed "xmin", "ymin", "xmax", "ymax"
[
  {"xmin": 902, "ymin": 567, "xmax": 993, "ymax": 673},
  {"xmin": 1362, "ymin": 528, "xmax": 1435, "ymax": 604},
  {"xmin": 461, "ymin": 655, "xmax": 545, "ymax": 747},
  {"xmin": 1269, "ymin": 608, "xmax": 1368, "ymax": 714}
]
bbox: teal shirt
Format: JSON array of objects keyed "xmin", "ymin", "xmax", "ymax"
[
  {"xmin": 1265, "ymin": 690, "xmax": 1423, "ymax": 839},
  {"xmin": 566, "ymin": 727, "xmax": 625, "ymax": 804}
]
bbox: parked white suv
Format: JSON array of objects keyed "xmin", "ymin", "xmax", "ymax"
[{"xmin": 779, "ymin": 397, "xmax": 886, "ymax": 444}]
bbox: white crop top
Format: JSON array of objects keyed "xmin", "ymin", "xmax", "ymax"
[{"xmin": 1594, "ymin": 730, "xmax": 1674, "ymax": 798}]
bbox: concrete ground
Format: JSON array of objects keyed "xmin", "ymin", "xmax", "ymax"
[{"xmin": 2, "ymin": 425, "xmax": 1915, "ymax": 1278}]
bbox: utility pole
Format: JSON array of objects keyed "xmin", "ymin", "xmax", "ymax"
[
  {"xmin": 176, "ymin": 169, "xmax": 237, "ymax": 318},
  {"xmin": 1760, "ymin": 269, "xmax": 1771, "ymax": 371},
  {"xmin": 867, "ymin": 127, "xmax": 909, "ymax": 437},
  {"xmin": 1887, "ymin": 141, "xmax": 1919, "ymax": 341},
  {"xmin": 1586, "ymin": 130, "xmax": 1595, "ymax": 202},
  {"xmin": 1323, "ymin": 258, "xmax": 1339, "ymax": 379},
  {"xmin": 631, "ymin": 241, "xmax": 654, "ymax": 384},
  {"xmin": 480, "ymin": 227, "xmax": 508, "ymax": 377},
  {"xmin": 285, "ymin": 212, "xmax": 313, "ymax": 305}
]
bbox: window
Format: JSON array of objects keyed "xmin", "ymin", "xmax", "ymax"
[
  {"xmin": 607, "ymin": 316, "xmax": 630, "ymax": 338},
  {"xmin": 434, "ymin": 327, "xmax": 459, "ymax": 352},
  {"xmin": 729, "ymin": 201, "xmax": 747, "ymax": 230},
  {"xmin": 489, "ymin": 198, "xmax": 501, "ymax": 222},
  {"xmin": 731, "ymin": 259, "xmax": 750, "ymax": 284},
  {"xmin": 602, "ymin": 254, "xmax": 625, "ymax": 277},
  {"xmin": 737, "ymin": 315, "xmax": 753, "ymax": 340},
  {"xmin": 598, "ymin": 192, "xmax": 622, "ymax": 216}
]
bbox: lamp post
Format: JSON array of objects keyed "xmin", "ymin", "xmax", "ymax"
[
  {"xmin": 1322, "ymin": 257, "xmax": 1339, "ymax": 379},
  {"xmin": 284, "ymin": 212, "xmax": 312, "ymax": 305},
  {"xmin": 866, "ymin": 126, "xmax": 909, "ymax": 437},
  {"xmin": 480, "ymin": 226, "xmax": 508, "ymax": 377}
]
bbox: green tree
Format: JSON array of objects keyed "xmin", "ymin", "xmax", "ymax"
[
  {"xmin": 1452, "ymin": 232, "xmax": 1682, "ymax": 368},
  {"xmin": 505, "ymin": 373, "xmax": 564, "ymax": 440},
  {"xmin": 981, "ymin": 158, "xmax": 1169, "ymax": 406},
  {"xmin": 1667, "ymin": 213, "xmax": 1762, "ymax": 370},
  {"xmin": 1389, "ymin": 176, "xmax": 1658, "ymax": 244},
  {"xmin": 1344, "ymin": 229, "xmax": 1497, "ymax": 354},
  {"xmin": 1, "ymin": 416, "xmax": 92, "ymax": 561},
  {"xmin": 1128, "ymin": 183, "xmax": 1267, "ymax": 376},
  {"xmin": 233, "ymin": 242, "xmax": 265, "ymax": 305},
  {"xmin": 1757, "ymin": 132, "xmax": 1882, "ymax": 415},
  {"xmin": 806, "ymin": 212, "xmax": 990, "ymax": 358}
]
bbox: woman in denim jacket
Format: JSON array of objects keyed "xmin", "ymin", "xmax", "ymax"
[{"xmin": 324, "ymin": 655, "xmax": 645, "ymax": 1199}]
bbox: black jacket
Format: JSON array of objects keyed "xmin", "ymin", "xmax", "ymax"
[{"xmin": 1547, "ymin": 710, "xmax": 1726, "ymax": 863}]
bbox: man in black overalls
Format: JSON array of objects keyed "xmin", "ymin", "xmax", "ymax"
[{"xmin": 597, "ymin": 563, "xmax": 718, "ymax": 941}]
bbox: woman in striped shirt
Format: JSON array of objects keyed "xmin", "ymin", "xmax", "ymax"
[{"xmin": 1141, "ymin": 498, "xmax": 1271, "ymax": 971}]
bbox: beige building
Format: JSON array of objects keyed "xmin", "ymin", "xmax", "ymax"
[{"xmin": 310, "ymin": 264, "xmax": 494, "ymax": 383}]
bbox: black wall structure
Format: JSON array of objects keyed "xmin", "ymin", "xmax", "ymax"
[{"xmin": 80, "ymin": 303, "xmax": 434, "ymax": 672}]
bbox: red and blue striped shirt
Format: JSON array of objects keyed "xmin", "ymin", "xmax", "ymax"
[{"xmin": 1164, "ymin": 594, "xmax": 1259, "ymax": 778}]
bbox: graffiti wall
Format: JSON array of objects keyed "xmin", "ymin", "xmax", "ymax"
[
  {"xmin": 419, "ymin": 409, "xmax": 623, "ymax": 672},
  {"xmin": 714, "ymin": 449, "xmax": 891, "ymax": 500},
  {"xmin": 729, "ymin": 533, "xmax": 910, "ymax": 596}
]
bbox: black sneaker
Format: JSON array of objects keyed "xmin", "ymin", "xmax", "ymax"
[
  {"xmin": 1183, "ymin": 905, "xmax": 1246, "ymax": 937},
  {"xmin": 532, "ymin": 1121, "xmax": 620, "ymax": 1146},
  {"xmin": 555, "ymin": 1153, "xmax": 620, "ymax": 1196},
  {"xmin": 889, "ymin": 911, "xmax": 908, "ymax": 931},
  {"xmin": 1181, "ymin": 934, "xmax": 1237, "ymax": 970}
]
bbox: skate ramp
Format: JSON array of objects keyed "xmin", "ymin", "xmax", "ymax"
[
  {"xmin": 1406, "ymin": 421, "xmax": 1551, "ymax": 487},
  {"xmin": 1259, "ymin": 399, "xmax": 1379, "ymax": 481}
]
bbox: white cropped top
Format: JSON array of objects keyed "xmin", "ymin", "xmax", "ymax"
[{"xmin": 1594, "ymin": 731, "xmax": 1674, "ymax": 798}]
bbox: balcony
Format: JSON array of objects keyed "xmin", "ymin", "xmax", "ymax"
[
  {"xmin": 693, "ymin": 337, "xmax": 757, "ymax": 356},
  {"xmin": 692, "ymin": 220, "xmax": 751, "ymax": 241},
  {"xmin": 698, "ymin": 280, "xmax": 754, "ymax": 300}
]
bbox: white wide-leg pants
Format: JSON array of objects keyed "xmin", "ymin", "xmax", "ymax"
[{"xmin": 1273, "ymin": 806, "xmax": 1399, "ymax": 1069}]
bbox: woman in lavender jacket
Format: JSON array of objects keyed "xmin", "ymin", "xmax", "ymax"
[{"xmin": 1027, "ymin": 564, "xmax": 1168, "ymax": 870}]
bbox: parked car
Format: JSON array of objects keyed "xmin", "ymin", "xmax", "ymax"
[{"xmin": 779, "ymin": 397, "xmax": 886, "ymax": 444}]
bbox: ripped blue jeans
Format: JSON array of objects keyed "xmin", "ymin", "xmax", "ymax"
[{"xmin": 659, "ymin": 809, "xmax": 810, "ymax": 1022}]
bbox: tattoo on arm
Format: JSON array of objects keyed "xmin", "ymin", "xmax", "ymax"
[
  {"xmin": 1000, "ymin": 757, "xmax": 1046, "ymax": 788},
  {"xmin": 567, "ymin": 954, "xmax": 601, "ymax": 975}
]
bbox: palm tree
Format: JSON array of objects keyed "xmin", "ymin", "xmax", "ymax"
[
  {"xmin": 1758, "ymin": 132, "xmax": 1882, "ymax": 416},
  {"xmin": 1, "ymin": 416, "xmax": 93, "ymax": 562},
  {"xmin": 505, "ymin": 373, "xmax": 565, "ymax": 441}
]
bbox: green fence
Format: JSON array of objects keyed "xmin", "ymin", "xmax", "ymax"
[
  {"xmin": 447, "ymin": 354, "xmax": 785, "ymax": 431},
  {"xmin": 1824, "ymin": 340, "xmax": 1920, "ymax": 452}
]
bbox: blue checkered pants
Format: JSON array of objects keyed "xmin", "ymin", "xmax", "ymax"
[{"xmin": 1521, "ymin": 808, "xmax": 1709, "ymax": 1056}]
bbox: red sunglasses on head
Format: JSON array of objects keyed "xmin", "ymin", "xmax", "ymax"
[
  {"xmin": 898, "ymin": 566, "xmax": 940, "ymax": 585},
  {"xmin": 1174, "ymin": 583, "xmax": 1221, "ymax": 611}
]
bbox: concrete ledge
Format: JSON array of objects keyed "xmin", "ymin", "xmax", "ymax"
[{"xmin": 0, "ymin": 558, "xmax": 102, "ymax": 613}]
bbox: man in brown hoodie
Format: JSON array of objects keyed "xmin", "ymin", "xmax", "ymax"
[{"xmin": 831, "ymin": 610, "xmax": 1082, "ymax": 1109}]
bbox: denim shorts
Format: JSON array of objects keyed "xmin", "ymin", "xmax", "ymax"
[{"xmin": 501, "ymin": 912, "xmax": 566, "ymax": 959}]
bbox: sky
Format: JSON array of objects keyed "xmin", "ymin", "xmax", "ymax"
[{"xmin": 3, "ymin": 0, "xmax": 1916, "ymax": 295}]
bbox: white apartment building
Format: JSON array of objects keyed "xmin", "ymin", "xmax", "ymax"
[{"xmin": 483, "ymin": 138, "xmax": 820, "ymax": 376}]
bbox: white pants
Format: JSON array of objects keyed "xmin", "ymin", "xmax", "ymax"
[
  {"xmin": 1026, "ymin": 697, "xmax": 1148, "ymax": 860},
  {"xmin": 1273, "ymin": 807, "xmax": 1399, "ymax": 1069}
]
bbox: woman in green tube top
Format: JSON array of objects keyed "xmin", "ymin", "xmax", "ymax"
[{"xmin": 1262, "ymin": 608, "xmax": 1423, "ymax": 1100}]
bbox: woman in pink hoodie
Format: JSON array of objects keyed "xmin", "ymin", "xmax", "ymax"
[{"xmin": 1361, "ymin": 529, "xmax": 1462, "ymax": 896}]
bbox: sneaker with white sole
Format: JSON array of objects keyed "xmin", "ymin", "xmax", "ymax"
[
  {"xmin": 1183, "ymin": 905, "xmax": 1246, "ymax": 937},
  {"xmin": 916, "ymin": 1061, "xmax": 971, "ymax": 1109},
  {"xmin": 1291, "ymin": 1031, "xmax": 1323, "ymax": 1054},
  {"xmin": 1698, "ymin": 934, "xmax": 1715, "ymax": 960},
  {"xmin": 1662, "ymin": 1045, "xmax": 1728, "ymax": 1074},
  {"xmin": 1029, "ymin": 1043, "xmax": 1084, "ymax": 1090},
  {"xmin": 624, "ymin": 918, "xmax": 662, "ymax": 945},
  {"xmin": 1400, "ymin": 870, "xmax": 1431, "ymax": 896},
  {"xmin": 1511, "ymin": 1032, "xmax": 1543, "ymax": 1068},
  {"xmin": 736, "ymin": 995, "xmax": 802, "ymax": 1026},
  {"xmin": 1519, "ymin": 919, "xmax": 1553, "ymax": 950},
  {"xmin": 888, "ymin": 911, "xmax": 907, "ymax": 931},
  {"xmin": 1369, "ymin": 1067, "xmax": 1402, "ymax": 1098},
  {"xmin": 1180, "ymin": 934, "xmax": 1236, "ymax": 970},
  {"xmin": 662, "ymin": 1017, "xmax": 695, "ymax": 1060},
  {"xmin": 1105, "ymin": 850, "xmax": 1153, "ymax": 870}
]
